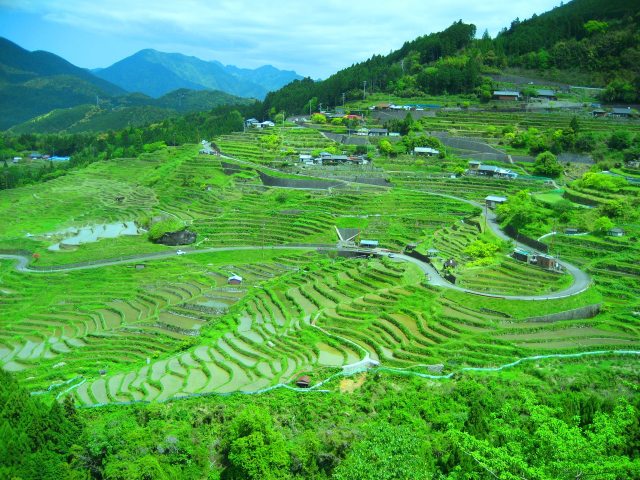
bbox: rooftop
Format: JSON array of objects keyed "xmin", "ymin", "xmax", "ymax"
[{"xmin": 485, "ymin": 195, "xmax": 507, "ymax": 202}]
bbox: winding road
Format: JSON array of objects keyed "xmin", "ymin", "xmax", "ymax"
[
  {"xmin": 0, "ymin": 152, "xmax": 590, "ymax": 300},
  {"xmin": 1, "ymin": 236, "xmax": 590, "ymax": 301}
]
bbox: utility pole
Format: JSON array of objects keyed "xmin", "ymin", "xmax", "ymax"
[{"xmin": 363, "ymin": 81, "xmax": 367, "ymax": 100}]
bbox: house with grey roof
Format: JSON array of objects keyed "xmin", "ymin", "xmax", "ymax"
[
  {"xmin": 535, "ymin": 89, "xmax": 557, "ymax": 100},
  {"xmin": 493, "ymin": 90, "xmax": 520, "ymax": 101}
]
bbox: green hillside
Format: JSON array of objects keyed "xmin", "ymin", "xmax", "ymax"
[
  {"xmin": 0, "ymin": 38, "xmax": 256, "ymax": 132},
  {"xmin": 263, "ymin": 0, "xmax": 640, "ymax": 116},
  {"xmin": 495, "ymin": 0, "xmax": 640, "ymax": 94},
  {"xmin": 9, "ymin": 89, "xmax": 253, "ymax": 134}
]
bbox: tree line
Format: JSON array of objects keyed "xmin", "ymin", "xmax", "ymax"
[{"xmin": 2, "ymin": 359, "xmax": 639, "ymax": 479}]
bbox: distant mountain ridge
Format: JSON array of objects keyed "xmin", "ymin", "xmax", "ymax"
[
  {"xmin": 0, "ymin": 38, "xmax": 254, "ymax": 131},
  {"xmin": 93, "ymin": 49, "xmax": 302, "ymax": 99}
]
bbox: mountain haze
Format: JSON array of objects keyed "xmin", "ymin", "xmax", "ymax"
[{"xmin": 94, "ymin": 49, "xmax": 302, "ymax": 99}]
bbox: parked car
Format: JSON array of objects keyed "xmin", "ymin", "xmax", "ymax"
[
  {"xmin": 388, "ymin": 253, "xmax": 395, "ymax": 258},
  {"xmin": 176, "ymin": 249, "xmax": 186, "ymax": 255}
]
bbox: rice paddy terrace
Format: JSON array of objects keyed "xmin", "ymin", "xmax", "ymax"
[{"xmin": 0, "ymin": 135, "xmax": 637, "ymax": 407}]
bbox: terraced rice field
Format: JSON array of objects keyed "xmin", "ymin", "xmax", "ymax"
[
  {"xmin": 2, "ymin": 141, "xmax": 637, "ymax": 406},
  {"xmin": 217, "ymin": 127, "xmax": 336, "ymax": 166}
]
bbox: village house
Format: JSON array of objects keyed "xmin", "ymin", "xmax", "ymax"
[
  {"xmin": 245, "ymin": 118, "xmax": 259, "ymax": 127},
  {"xmin": 611, "ymin": 107, "xmax": 632, "ymax": 118},
  {"xmin": 591, "ymin": 109, "xmax": 607, "ymax": 118},
  {"xmin": 413, "ymin": 147, "xmax": 440, "ymax": 156},
  {"xmin": 607, "ymin": 227, "xmax": 625, "ymax": 237},
  {"xmin": 227, "ymin": 274, "xmax": 243, "ymax": 285},
  {"xmin": 534, "ymin": 89, "xmax": 557, "ymax": 101},
  {"xmin": 474, "ymin": 164, "xmax": 518, "ymax": 179},
  {"xmin": 368, "ymin": 128, "xmax": 388, "ymax": 136},
  {"xmin": 493, "ymin": 90, "xmax": 520, "ymax": 101},
  {"xmin": 299, "ymin": 154, "xmax": 313, "ymax": 165}
]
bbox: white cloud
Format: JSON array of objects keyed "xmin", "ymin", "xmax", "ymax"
[{"xmin": 0, "ymin": 0, "xmax": 561, "ymax": 77}]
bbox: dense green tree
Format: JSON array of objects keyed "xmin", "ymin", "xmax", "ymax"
[
  {"xmin": 608, "ymin": 130, "xmax": 632, "ymax": 150},
  {"xmin": 333, "ymin": 423, "xmax": 433, "ymax": 480},
  {"xmin": 533, "ymin": 151, "xmax": 563, "ymax": 178},
  {"xmin": 496, "ymin": 190, "xmax": 542, "ymax": 230},
  {"xmin": 222, "ymin": 407, "xmax": 291, "ymax": 480}
]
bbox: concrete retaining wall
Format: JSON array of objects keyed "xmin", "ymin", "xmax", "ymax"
[
  {"xmin": 523, "ymin": 303, "xmax": 601, "ymax": 323},
  {"xmin": 258, "ymin": 172, "xmax": 342, "ymax": 189}
]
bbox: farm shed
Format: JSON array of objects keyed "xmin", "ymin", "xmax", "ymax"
[
  {"xmin": 468, "ymin": 160, "xmax": 481, "ymax": 170},
  {"xmin": 535, "ymin": 254, "xmax": 560, "ymax": 271},
  {"xmin": 512, "ymin": 248, "xmax": 531, "ymax": 263},
  {"xmin": 227, "ymin": 274, "xmax": 243, "ymax": 285},
  {"xmin": 405, "ymin": 243, "xmax": 418, "ymax": 251},
  {"xmin": 607, "ymin": 227, "xmax": 625, "ymax": 237},
  {"xmin": 360, "ymin": 239, "xmax": 379, "ymax": 248},
  {"xmin": 444, "ymin": 258, "xmax": 458, "ymax": 269},
  {"xmin": 485, "ymin": 195, "xmax": 507, "ymax": 209},
  {"xmin": 296, "ymin": 375, "xmax": 311, "ymax": 388}
]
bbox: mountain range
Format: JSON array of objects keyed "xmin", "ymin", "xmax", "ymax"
[
  {"xmin": 0, "ymin": 37, "xmax": 300, "ymax": 131},
  {"xmin": 93, "ymin": 49, "xmax": 302, "ymax": 99}
]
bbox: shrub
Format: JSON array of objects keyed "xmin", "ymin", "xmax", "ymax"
[{"xmin": 148, "ymin": 218, "xmax": 185, "ymax": 241}]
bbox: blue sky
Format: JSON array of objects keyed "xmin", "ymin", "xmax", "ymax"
[{"xmin": 0, "ymin": 0, "xmax": 561, "ymax": 78}]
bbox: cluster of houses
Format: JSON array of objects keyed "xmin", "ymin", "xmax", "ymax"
[
  {"xmin": 299, "ymin": 152, "xmax": 368, "ymax": 166},
  {"xmin": 492, "ymin": 89, "xmax": 558, "ymax": 101},
  {"xmin": 468, "ymin": 161, "xmax": 518, "ymax": 179},
  {"xmin": 591, "ymin": 107, "xmax": 634, "ymax": 118},
  {"xmin": 11, "ymin": 152, "xmax": 70, "ymax": 163},
  {"xmin": 512, "ymin": 248, "xmax": 561, "ymax": 271},
  {"xmin": 369, "ymin": 103, "xmax": 440, "ymax": 111},
  {"xmin": 245, "ymin": 118, "xmax": 276, "ymax": 129}
]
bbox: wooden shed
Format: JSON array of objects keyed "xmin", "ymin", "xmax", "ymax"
[
  {"xmin": 536, "ymin": 254, "xmax": 560, "ymax": 271},
  {"xmin": 296, "ymin": 375, "xmax": 311, "ymax": 388}
]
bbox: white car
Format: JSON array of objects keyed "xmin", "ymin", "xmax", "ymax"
[
  {"xmin": 176, "ymin": 249, "xmax": 186, "ymax": 255},
  {"xmin": 388, "ymin": 253, "xmax": 395, "ymax": 258}
]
